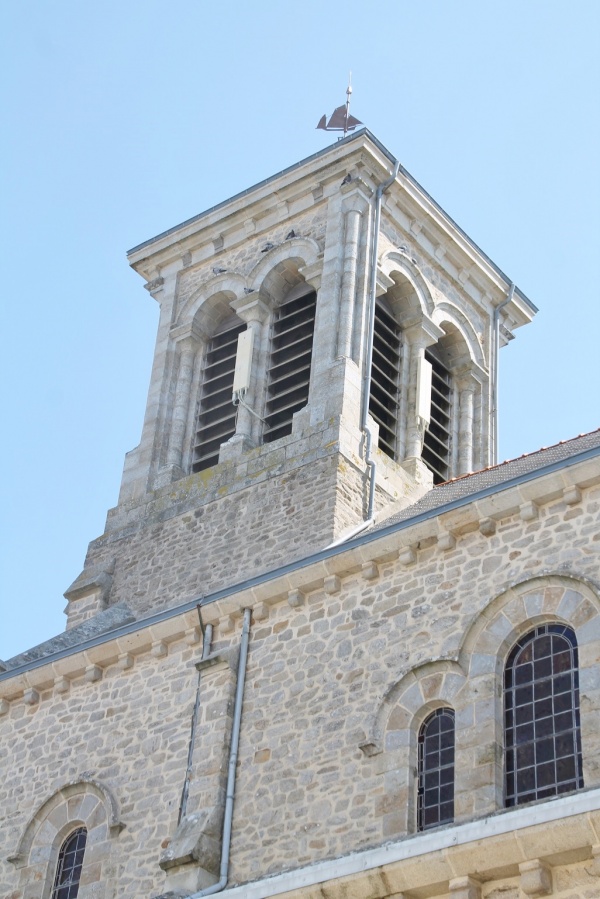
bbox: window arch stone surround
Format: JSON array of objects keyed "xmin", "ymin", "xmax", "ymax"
[
  {"xmin": 165, "ymin": 242, "xmax": 323, "ymax": 471},
  {"xmin": 8, "ymin": 778, "xmax": 123, "ymax": 899},
  {"xmin": 432, "ymin": 302, "xmax": 486, "ymax": 372},
  {"xmin": 378, "ymin": 252, "xmax": 435, "ymax": 321},
  {"xmin": 457, "ymin": 573, "xmax": 600, "ymax": 816},
  {"xmin": 246, "ymin": 237, "xmax": 321, "ymax": 300},
  {"xmin": 175, "ymin": 272, "xmax": 247, "ymax": 333},
  {"xmin": 359, "ymin": 660, "xmax": 465, "ymax": 837},
  {"xmin": 371, "ymin": 255, "xmax": 489, "ymax": 478}
]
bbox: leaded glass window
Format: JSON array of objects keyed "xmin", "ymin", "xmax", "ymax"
[
  {"xmin": 504, "ymin": 624, "xmax": 583, "ymax": 807},
  {"xmin": 417, "ymin": 707, "xmax": 455, "ymax": 831},
  {"xmin": 51, "ymin": 827, "xmax": 87, "ymax": 899}
]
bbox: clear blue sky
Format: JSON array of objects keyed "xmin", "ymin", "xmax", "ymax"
[{"xmin": 1, "ymin": 1, "xmax": 599, "ymax": 660}]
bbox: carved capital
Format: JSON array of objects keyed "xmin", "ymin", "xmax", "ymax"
[
  {"xmin": 229, "ymin": 293, "xmax": 271, "ymax": 324},
  {"xmin": 298, "ymin": 261, "xmax": 322, "ymax": 292},
  {"xmin": 341, "ymin": 190, "xmax": 371, "ymax": 215},
  {"xmin": 144, "ymin": 276, "xmax": 165, "ymax": 297},
  {"xmin": 169, "ymin": 320, "xmax": 205, "ymax": 346},
  {"xmin": 403, "ymin": 315, "xmax": 445, "ymax": 348}
]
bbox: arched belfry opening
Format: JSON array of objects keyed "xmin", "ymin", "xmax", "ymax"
[
  {"xmin": 263, "ymin": 282, "xmax": 317, "ymax": 444},
  {"xmin": 367, "ymin": 270, "xmax": 484, "ymax": 484},
  {"xmin": 422, "ymin": 343, "xmax": 452, "ymax": 484},
  {"xmin": 422, "ymin": 323, "xmax": 470, "ymax": 484},
  {"xmin": 192, "ymin": 312, "xmax": 246, "ymax": 472},
  {"xmin": 368, "ymin": 296, "xmax": 402, "ymax": 459}
]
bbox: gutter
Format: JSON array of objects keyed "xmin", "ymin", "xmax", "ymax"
[
  {"xmin": 360, "ymin": 158, "xmax": 401, "ymax": 522},
  {"xmin": 2, "ymin": 440, "xmax": 598, "ymax": 683},
  {"xmin": 490, "ymin": 282, "xmax": 515, "ymax": 465},
  {"xmin": 187, "ymin": 608, "xmax": 252, "ymax": 898}
]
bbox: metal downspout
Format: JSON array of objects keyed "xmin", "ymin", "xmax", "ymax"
[
  {"xmin": 188, "ymin": 607, "xmax": 252, "ymax": 898},
  {"xmin": 361, "ymin": 159, "xmax": 401, "ymax": 522},
  {"xmin": 178, "ymin": 620, "xmax": 213, "ymax": 823},
  {"xmin": 491, "ymin": 282, "xmax": 515, "ymax": 465}
]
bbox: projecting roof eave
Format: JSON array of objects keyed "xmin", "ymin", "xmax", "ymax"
[
  {"xmin": 1, "ymin": 432, "xmax": 598, "ymax": 682},
  {"xmin": 126, "ymin": 128, "xmax": 536, "ymax": 318}
]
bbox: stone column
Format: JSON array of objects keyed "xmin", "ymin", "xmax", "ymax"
[
  {"xmin": 457, "ymin": 375, "xmax": 476, "ymax": 476},
  {"xmin": 403, "ymin": 318, "xmax": 444, "ymax": 456},
  {"xmin": 118, "ymin": 273, "xmax": 173, "ymax": 504},
  {"xmin": 400, "ymin": 317, "xmax": 443, "ymax": 484},
  {"xmin": 167, "ymin": 332, "xmax": 201, "ymax": 471},
  {"xmin": 221, "ymin": 294, "xmax": 271, "ymax": 459},
  {"xmin": 337, "ymin": 193, "xmax": 368, "ymax": 360}
]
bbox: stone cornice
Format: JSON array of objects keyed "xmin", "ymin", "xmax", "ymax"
[{"xmin": 126, "ymin": 131, "xmax": 535, "ymax": 322}]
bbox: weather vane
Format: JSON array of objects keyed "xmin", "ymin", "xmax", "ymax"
[{"xmin": 317, "ymin": 74, "xmax": 363, "ymax": 139}]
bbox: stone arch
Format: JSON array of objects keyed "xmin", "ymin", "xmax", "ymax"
[
  {"xmin": 432, "ymin": 301, "xmax": 486, "ymax": 371},
  {"xmin": 238, "ymin": 238, "xmax": 321, "ymax": 446},
  {"xmin": 453, "ymin": 574, "xmax": 600, "ymax": 816},
  {"xmin": 458, "ymin": 572, "xmax": 600, "ymax": 677},
  {"xmin": 176, "ymin": 272, "xmax": 248, "ymax": 334},
  {"xmin": 247, "ymin": 237, "xmax": 320, "ymax": 302},
  {"xmin": 167, "ymin": 278, "xmax": 249, "ymax": 476},
  {"xmin": 360, "ymin": 659, "xmax": 465, "ymax": 756},
  {"xmin": 8, "ymin": 778, "xmax": 123, "ymax": 898},
  {"xmin": 359, "ymin": 660, "xmax": 464, "ymax": 838},
  {"xmin": 378, "ymin": 252, "xmax": 435, "ymax": 320}
]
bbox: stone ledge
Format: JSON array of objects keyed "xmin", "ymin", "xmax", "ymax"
[{"xmin": 209, "ymin": 789, "xmax": 600, "ymax": 899}]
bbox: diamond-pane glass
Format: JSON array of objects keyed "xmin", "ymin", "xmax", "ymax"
[
  {"xmin": 51, "ymin": 827, "xmax": 87, "ymax": 899},
  {"xmin": 417, "ymin": 708, "xmax": 455, "ymax": 831},
  {"xmin": 504, "ymin": 624, "xmax": 583, "ymax": 807}
]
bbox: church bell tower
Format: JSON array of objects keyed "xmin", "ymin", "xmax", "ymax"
[{"xmin": 64, "ymin": 130, "xmax": 536, "ymax": 630}]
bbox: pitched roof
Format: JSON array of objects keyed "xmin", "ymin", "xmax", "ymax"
[{"xmin": 371, "ymin": 429, "xmax": 600, "ymax": 533}]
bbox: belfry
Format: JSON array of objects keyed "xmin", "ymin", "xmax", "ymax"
[{"xmin": 67, "ymin": 129, "xmax": 535, "ymax": 629}]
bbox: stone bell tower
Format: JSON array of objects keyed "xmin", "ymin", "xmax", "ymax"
[{"xmin": 64, "ymin": 130, "xmax": 535, "ymax": 630}]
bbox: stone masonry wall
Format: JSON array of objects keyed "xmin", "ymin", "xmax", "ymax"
[
  {"xmin": 1, "ymin": 481, "xmax": 598, "ymax": 897},
  {"xmin": 225, "ymin": 483, "xmax": 600, "ymax": 884},
  {"xmin": 70, "ymin": 433, "xmax": 421, "ymax": 628},
  {"xmin": 0, "ymin": 638, "xmax": 199, "ymax": 898},
  {"xmin": 76, "ymin": 450, "xmax": 361, "ymax": 624}
]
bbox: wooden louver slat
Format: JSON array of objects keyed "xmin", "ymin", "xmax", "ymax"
[
  {"xmin": 368, "ymin": 300, "xmax": 401, "ymax": 459},
  {"xmin": 422, "ymin": 350, "xmax": 451, "ymax": 484},
  {"xmin": 192, "ymin": 321, "xmax": 245, "ymax": 472},
  {"xmin": 264, "ymin": 290, "xmax": 317, "ymax": 443}
]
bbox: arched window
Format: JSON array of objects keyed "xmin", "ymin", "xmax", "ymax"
[
  {"xmin": 504, "ymin": 624, "xmax": 583, "ymax": 807},
  {"xmin": 368, "ymin": 298, "xmax": 402, "ymax": 459},
  {"xmin": 421, "ymin": 347, "xmax": 452, "ymax": 484},
  {"xmin": 366, "ymin": 293, "xmax": 457, "ymax": 483},
  {"xmin": 264, "ymin": 285, "xmax": 316, "ymax": 443},
  {"xmin": 192, "ymin": 317, "xmax": 246, "ymax": 472},
  {"xmin": 417, "ymin": 708, "xmax": 455, "ymax": 831},
  {"xmin": 51, "ymin": 827, "xmax": 87, "ymax": 899}
]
